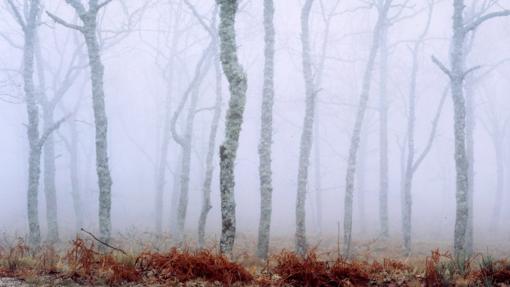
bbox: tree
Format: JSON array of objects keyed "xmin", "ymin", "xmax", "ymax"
[
  {"xmin": 342, "ymin": 0, "xmax": 391, "ymax": 258},
  {"xmin": 8, "ymin": 0, "xmax": 68, "ymax": 246},
  {"xmin": 48, "ymin": 0, "xmax": 116, "ymax": 243},
  {"xmin": 34, "ymin": 26, "xmax": 85, "ymax": 242},
  {"xmin": 432, "ymin": 0, "xmax": 510, "ymax": 258},
  {"xmin": 153, "ymin": 2, "xmax": 183, "ymax": 235},
  {"xmin": 198, "ymin": 42, "xmax": 222, "ymax": 248},
  {"xmin": 217, "ymin": 0, "xmax": 248, "ymax": 255},
  {"xmin": 171, "ymin": 4, "xmax": 215, "ymax": 244},
  {"xmin": 400, "ymin": 0, "xmax": 435, "ymax": 255},
  {"xmin": 295, "ymin": 0, "xmax": 315, "ymax": 256},
  {"xmin": 180, "ymin": 0, "xmax": 223, "ymax": 249},
  {"xmin": 256, "ymin": 0, "xmax": 275, "ymax": 260}
]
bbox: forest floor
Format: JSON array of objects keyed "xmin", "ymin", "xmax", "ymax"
[{"xmin": 1, "ymin": 232, "xmax": 510, "ymax": 286}]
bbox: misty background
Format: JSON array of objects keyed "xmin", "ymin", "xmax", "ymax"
[{"xmin": 0, "ymin": 0, "xmax": 510, "ymax": 250}]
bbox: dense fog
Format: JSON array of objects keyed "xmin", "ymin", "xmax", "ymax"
[{"xmin": 1, "ymin": 0, "xmax": 510, "ymax": 257}]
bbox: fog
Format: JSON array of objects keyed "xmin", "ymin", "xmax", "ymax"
[{"xmin": 1, "ymin": 0, "xmax": 510, "ymax": 256}]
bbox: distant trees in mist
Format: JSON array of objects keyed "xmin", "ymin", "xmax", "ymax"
[{"xmin": 2, "ymin": 0, "xmax": 510, "ymax": 264}]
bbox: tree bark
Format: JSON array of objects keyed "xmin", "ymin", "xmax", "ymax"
[
  {"xmin": 217, "ymin": 0, "xmax": 248, "ymax": 255},
  {"xmin": 256, "ymin": 0, "xmax": 275, "ymax": 260},
  {"xmin": 17, "ymin": 0, "xmax": 42, "ymax": 247},
  {"xmin": 295, "ymin": 0, "xmax": 315, "ymax": 256},
  {"xmin": 450, "ymin": 0, "xmax": 470, "ymax": 258}
]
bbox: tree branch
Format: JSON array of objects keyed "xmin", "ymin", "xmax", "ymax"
[
  {"xmin": 46, "ymin": 12, "xmax": 84, "ymax": 31},
  {"xmin": 81, "ymin": 228, "xmax": 127, "ymax": 255},
  {"xmin": 463, "ymin": 65, "xmax": 482, "ymax": 79},
  {"xmin": 464, "ymin": 10, "xmax": 510, "ymax": 33},
  {"xmin": 97, "ymin": 0, "xmax": 114, "ymax": 11},
  {"xmin": 7, "ymin": 0, "xmax": 26, "ymax": 30},
  {"xmin": 38, "ymin": 114, "xmax": 71, "ymax": 150},
  {"xmin": 431, "ymin": 55, "xmax": 452, "ymax": 78},
  {"xmin": 412, "ymin": 85, "xmax": 449, "ymax": 172}
]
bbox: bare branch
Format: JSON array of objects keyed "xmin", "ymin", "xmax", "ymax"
[
  {"xmin": 431, "ymin": 55, "xmax": 452, "ymax": 78},
  {"xmin": 65, "ymin": 0, "xmax": 87, "ymax": 17},
  {"xmin": 7, "ymin": 0, "xmax": 26, "ymax": 30},
  {"xmin": 464, "ymin": 10, "xmax": 510, "ymax": 33},
  {"xmin": 412, "ymin": 85, "xmax": 449, "ymax": 172},
  {"xmin": 97, "ymin": 0, "xmax": 113, "ymax": 11},
  {"xmin": 463, "ymin": 65, "xmax": 482, "ymax": 79},
  {"xmin": 81, "ymin": 228, "xmax": 127, "ymax": 255},
  {"xmin": 46, "ymin": 12, "xmax": 84, "ymax": 31},
  {"xmin": 38, "ymin": 114, "xmax": 71, "ymax": 150}
]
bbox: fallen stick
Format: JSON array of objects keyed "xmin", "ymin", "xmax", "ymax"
[{"xmin": 80, "ymin": 228, "xmax": 127, "ymax": 255}]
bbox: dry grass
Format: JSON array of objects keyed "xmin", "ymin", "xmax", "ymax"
[{"xmin": 0, "ymin": 235, "xmax": 510, "ymax": 286}]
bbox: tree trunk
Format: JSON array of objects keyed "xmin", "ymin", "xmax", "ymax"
[
  {"xmin": 343, "ymin": 2, "xmax": 389, "ymax": 258},
  {"xmin": 68, "ymin": 117, "xmax": 84, "ymax": 232},
  {"xmin": 295, "ymin": 0, "xmax": 315, "ymax": 256},
  {"xmin": 217, "ymin": 0, "xmax": 248, "ymax": 255},
  {"xmin": 465, "ymin": 79, "xmax": 475, "ymax": 254},
  {"xmin": 34, "ymin": 39, "xmax": 60, "ymax": 243},
  {"xmin": 256, "ymin": 0, "xmax": 275, "ymax": 260},
  {"xmin": 172, "ymin": 42, "xmax": 213, "ymax": 244},
  {"xmin": 356, "ymin": 131, "xmax": 367, "ymax": 233},
  {"xmin": 198, "ymin": 49, "xmax": 222, "ymax": 248},
  {"xmin": 401, "ymin": 3, "xmax": 433, "ymax": 255},
  {"xmin": 451, "ymin": 0, "xmax": 469, "ymax": 258},
  {"xmin": 491, "ymin": 130, "xmax": 504, "ymax": 231},
  {"xmin": 21, "ymin": 0, "xmax": 42, "ymax": 247},
  {"xmin": 42, "ymin": 106, "xmax": 59, "ymax": 242},
  {"xmin": 82, "ymin": 17, "xmax": 113, "ymax": 243},
  {"xmin": 155, "ymin": 4, "xmax": 182, "ymax": 235},
  {"xmin": 378, "ymin": 21, "xmax": 389, "ymax": 239}
]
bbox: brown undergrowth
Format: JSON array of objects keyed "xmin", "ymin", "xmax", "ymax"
[{"xmin": 1, "ymin": 238, "xmax": 510, "ymax": 286}]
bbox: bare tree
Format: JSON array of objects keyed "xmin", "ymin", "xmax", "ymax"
[
  {"xmin": 47, "ymin": 0, "xmax": 116, "ymax": 243},
  {"xmin": 432, "ymin": 0, "xmax": 510, "ymax": 258},
  {"xmin": 217, "ymin": 0, "xmax": 248, "ymax": 255},
  {"xmin": 178, "ymin": 1, "xmax": 224, "ymax": 249},
  {"xmin": 256, "ymin": 0, "xmax": 275, "ymax": 260},
  {"xmin": 153, "ymin": 2, "xmax": 183, "ymax": 235},
  {"xmin": 343, "ymin": 0, "xmax": 391, "ymax": 258},
  {"xmin": 400, "ymin": 0, "xmax": 435, "ymax": 255},
  {"xmin": 8, "ymin": 0, "xmax": 68, "ymax": 246},
  {"xmin": 171, "ymin": 3, "xmax": 215, "ymax": 245},
  {"xmin": 34, "ymin": 27, "xmax": 85, "ymax": 242},
  {"xmin": 198, "ymin": 46, "xmax": 222, "ymax": 248}
]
